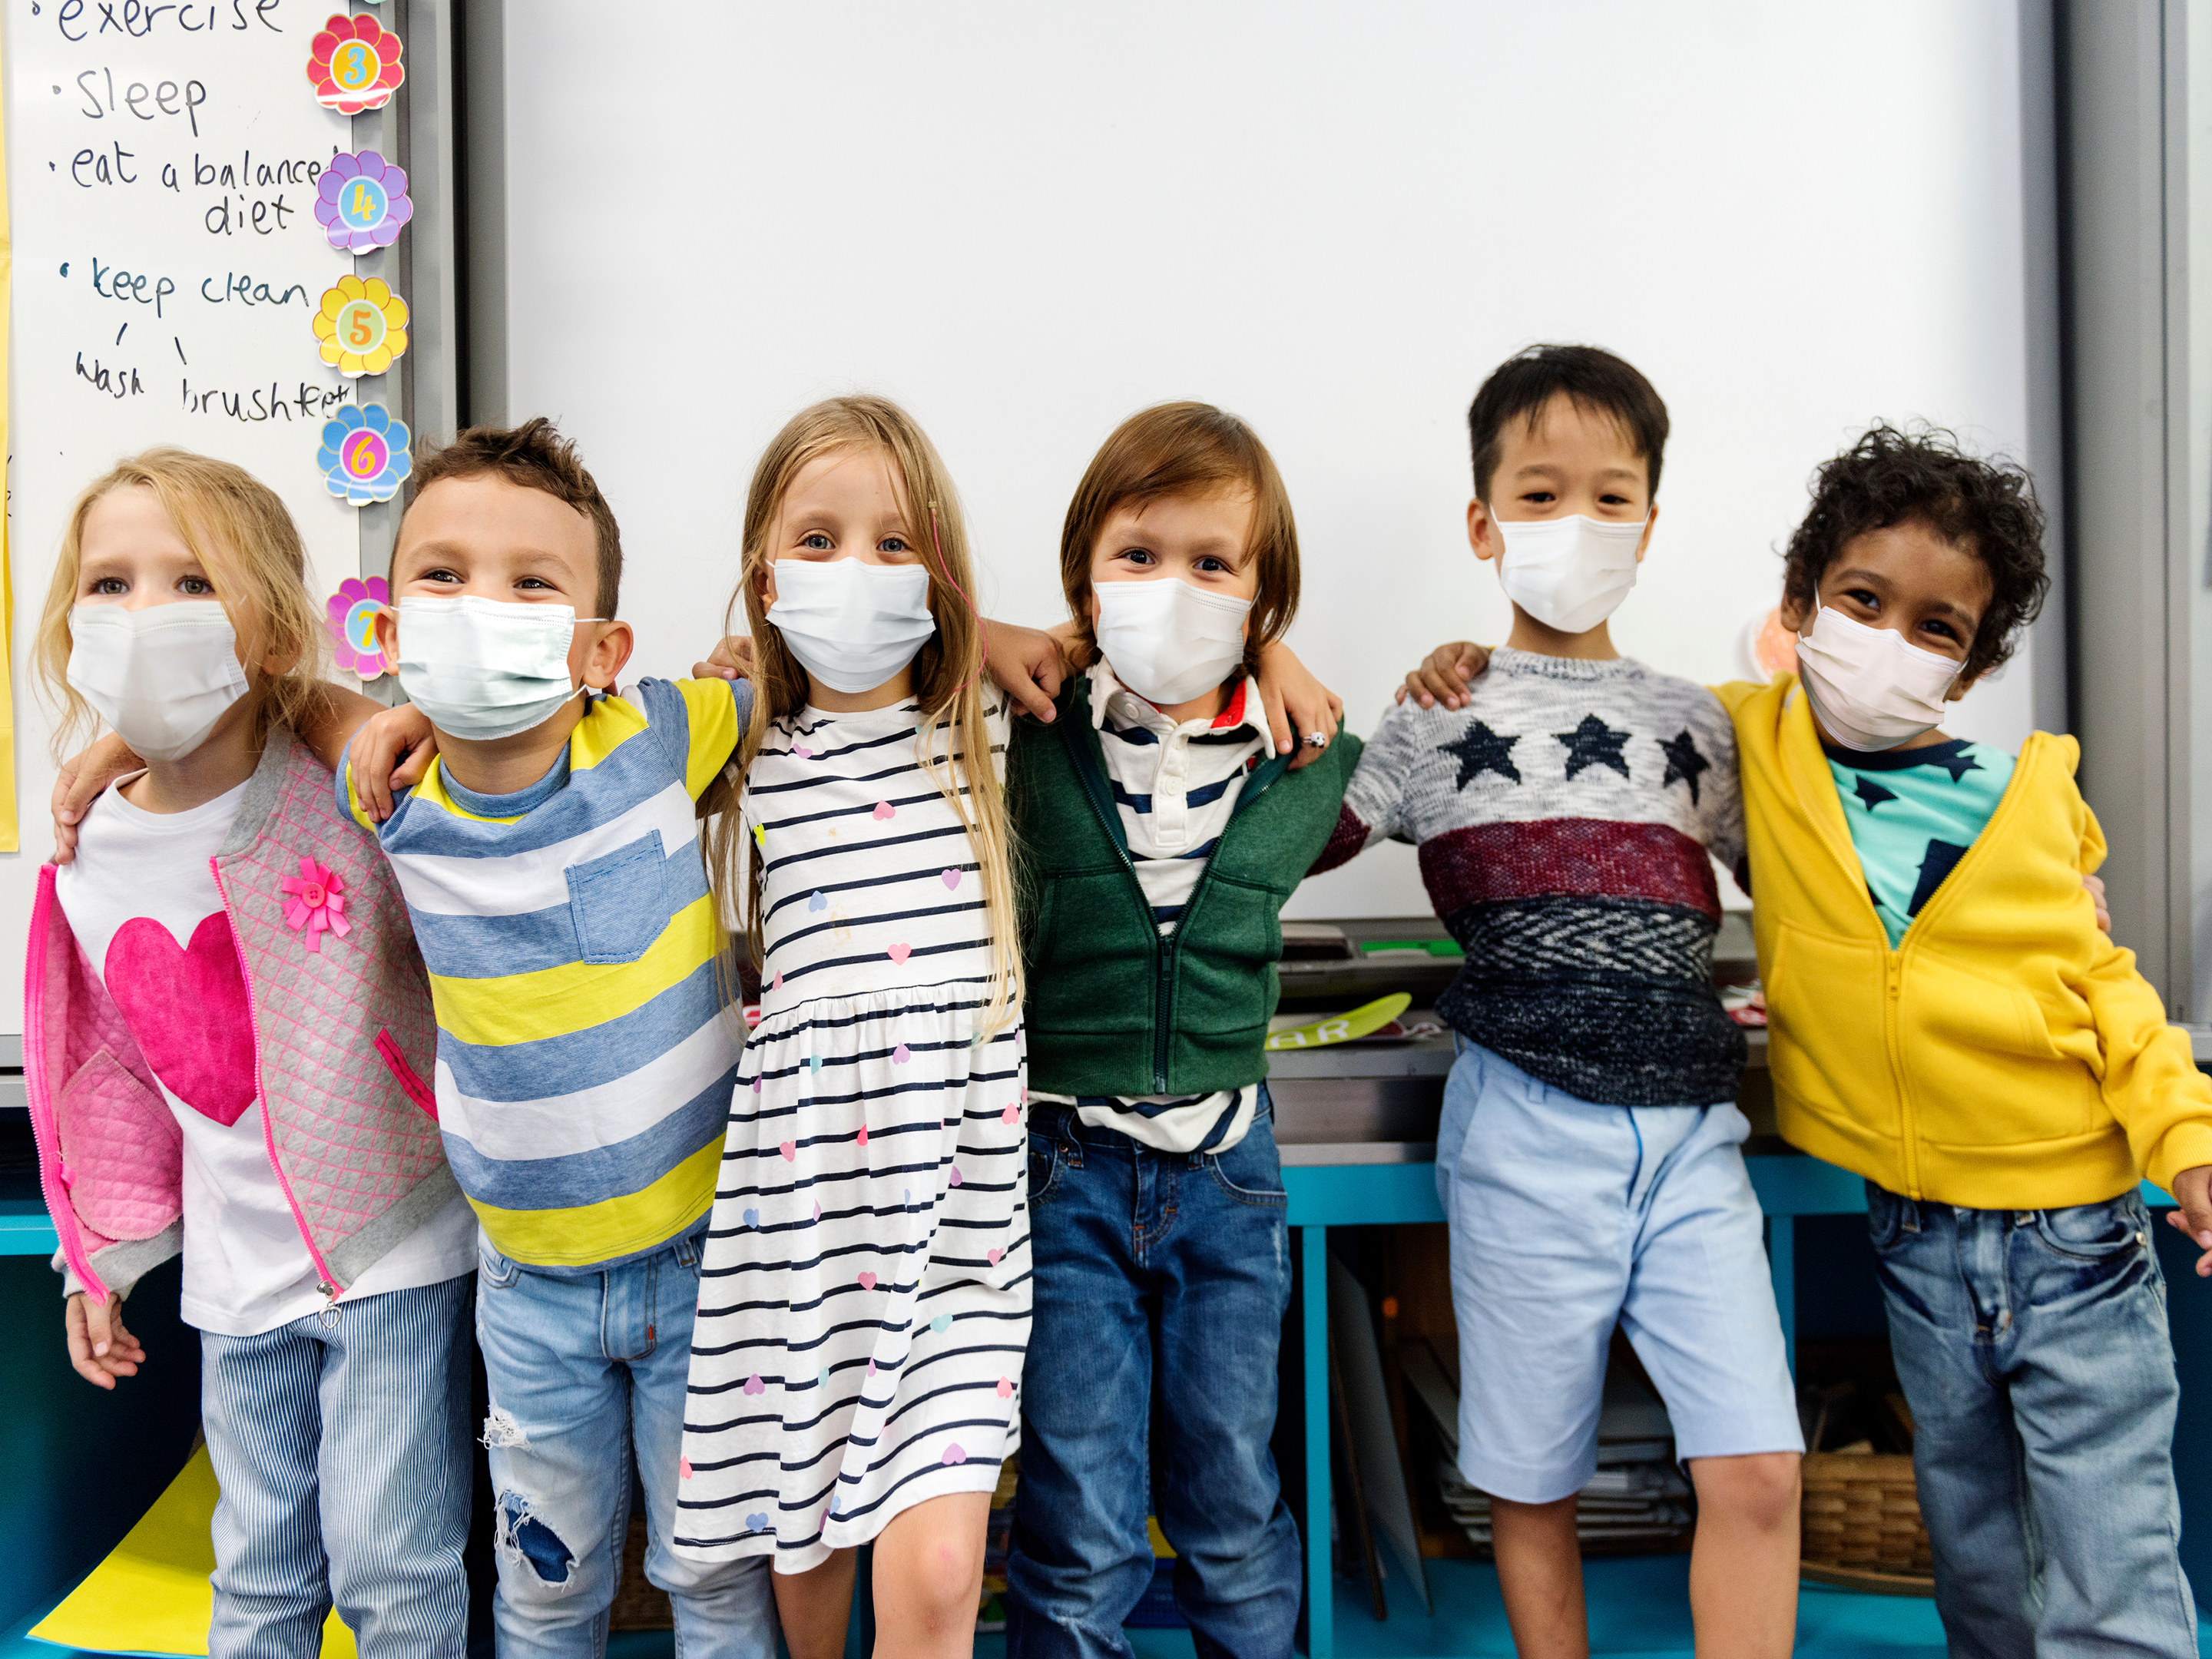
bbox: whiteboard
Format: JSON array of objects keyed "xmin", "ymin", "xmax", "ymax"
[
  {"xmin": 494, "ymin": 2, "xmax": 2043, "ymax": 922},
  {"xmin": 2, "ymin": 0, "xmax": 369, "ymax": 1012}
]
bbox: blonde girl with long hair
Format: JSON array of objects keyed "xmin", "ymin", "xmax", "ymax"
[
  {"xmin": 26, "ymin": 450, "xmax": 476, "ymax": 1659},
  {"xmin": 673, "ymin": 397, "xmax": 1027, "ymax": 1657}
]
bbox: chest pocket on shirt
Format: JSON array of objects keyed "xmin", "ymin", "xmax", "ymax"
[{"xmin": 568, "ymin": 831, "xmax": 670, "ymax": 965}]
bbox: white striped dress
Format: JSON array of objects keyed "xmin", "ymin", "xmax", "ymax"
[{"xmin": 674, "ymin": 694, "xmax": 1028, "ymax": 1573}]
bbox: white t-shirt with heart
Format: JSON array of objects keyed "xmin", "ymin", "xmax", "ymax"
[{"xmin": 55, "ymin": 775, "xmax": 475, "ymax": 1335}]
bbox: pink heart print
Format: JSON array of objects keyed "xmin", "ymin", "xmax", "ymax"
[
  {"xmin": 104, "ymin": 912, "xmax": 257, "ymax": 1127},
  {"xmin": 873, "ymin": 800, "xmax": 895, "ymax": 820},
  {"xmin": 940, "ymin": 868, "xmax": 961, "ymax": 890},
  {"xmin": 988, "ymin": 1247, "xmax": 1003, "ymax": 1267},
  {"xmin": 780, "ymin": 1141, "xmax": 796, "ymax": 1161},
  {"xmin": 857, "ymin": 1124, "xmax": 870, "ymax": 1147},
  {"xmin": 743, "ymin": 1375, "xmax": 764, "ymax": 1396},
  {"xmin": 887, "ymin": 943, "xmax": 912, "ymax": 965},
  {"xmin": 996, "ymin": 1377, "xmax": 1014, "ymax": 1399},
  {"xmin": 949, "ymin": 1168, "xmax": 963, "ymax": 1188},
  {"xmin": 859, "ymin": 1270, "xmax": 877, "ymax": 1291}
]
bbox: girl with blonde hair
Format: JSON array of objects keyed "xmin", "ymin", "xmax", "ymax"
[
  {"xmin": 25, "ymin": 449, "xmax": 475, "ymax": 1658},
  {"xmin": 675, "ymin": 397, "xmax": 1028, "ymax": 1657}
]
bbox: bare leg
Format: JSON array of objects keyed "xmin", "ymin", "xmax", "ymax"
[
  {"xmin": 1491, "ymin": 1494, "xmax": 1588, "ymax": 1659},
  {"xmin": 774, "ymin": 1548, "xmax": 859, "ymax": 1659},
  {"xmin": 1685, "ymin": 1452, "xmax": 1800, "ymax": 1658},
  {"xmin": 872, "ymin": 1491, "xmax": 992, "ymax": 1659}
]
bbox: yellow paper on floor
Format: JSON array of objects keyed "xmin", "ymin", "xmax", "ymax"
[{"xmin": 30, "ymin": 1448, "xmax": 355, "ymax": 1657}]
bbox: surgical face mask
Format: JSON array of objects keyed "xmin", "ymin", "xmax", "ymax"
[
  {"xmin": 767, "ymin": 558, "xmax": 937, "ymax": 696},
  {"xmin": 1092, "ymin": 578, "xmax": 1253, "ymax": 707},
  {"xmin": 395, "ymin": 595, "xmax": 593, "ymax": 741},
  {"xmin": 1793, "ymin": 604, "xmax": 1962, "ymax": 752},
  {"xmin": 68, "ymin": 601, "xmax": 250, "ymax": 762},
  {"xmin": 1490, "ymin": 509, "xmax": 1647, "ymax": 634}
]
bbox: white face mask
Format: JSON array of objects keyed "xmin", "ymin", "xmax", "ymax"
[
  {"xmin": 1489, "ymin": 509, "xmax": 1648, "ymax": 634},
  {"xmin": 767, "ymin": 558, "xmax": 938, "ymax": 696},
  {"xmin": 1793, "ymin": 605, "xmax": 1962, "ymax": 752},
  {"xmin": 68, "ymin": 601, "xmax": 250, "ymax": 763},
  {"xmin": 395, "ymin": 595, "xmax": 593, "ymax": 741},
  {"xmin": 1092, "ymin": 578, "xmax": 1253, "ymax": 707}
]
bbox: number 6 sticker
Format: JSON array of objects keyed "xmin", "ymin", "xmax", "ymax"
[
  {"xmin": 317, "ymin": 403, "xmax": 412, "ymax": 507},
  {"xmin": 312, "ymin": 275, "xmax": 409, "ymax": 378}
]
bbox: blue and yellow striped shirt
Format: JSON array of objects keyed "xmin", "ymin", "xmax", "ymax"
[{"xmin": 340, "ymin": 677, "xmax": 752, "ymax": 1270}]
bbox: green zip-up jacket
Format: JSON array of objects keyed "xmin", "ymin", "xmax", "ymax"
[{"xmin": 1008, "ymin": 675, "xmax": 1362, "ymax": 1098}]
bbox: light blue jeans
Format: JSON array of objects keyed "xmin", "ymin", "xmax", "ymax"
[
  {"xmin": 475, "ymin": 1227, "xmax": 775, "ymax": 1659},
  {"xmin": 200, "ymin": 1274, "xmax": 472, "ymax": 1659},
  {"xmin": 1869, "ymin": 1184, "xmax": 2198, "ymax": 1657}
]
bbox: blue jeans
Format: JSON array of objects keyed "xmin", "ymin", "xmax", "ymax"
[
  {"xmin": 200, "ymin": 1275, "xmax": 472, "ymax": 1659},
  {"xmin": 1868, "ymin": 1184, "xmax": 2198, "ymax": 1657},
  {"xmin": 1005, "ymin": 1091, "xmax": 1300, "ymax": 1659},
  {"xmin": 475, "ymin": 1227, "xmax": 775, "ymax": 1659}
]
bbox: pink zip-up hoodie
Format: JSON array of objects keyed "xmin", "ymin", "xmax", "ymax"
[{"xmin": 25, "ymin": 727, "xmax": 455, "ymax": 1306}]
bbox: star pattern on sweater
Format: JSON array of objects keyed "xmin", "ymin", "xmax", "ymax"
[
  {"xmin": 1658, "ymin": 730, "xmax": 1710, "ymax": 804},
  {"xmin": 1853, "ymin": 775, "xmax": 1897, "ymax": 812},
  {"xmin": 1555, "ymin": 714, "xmax": 1632, "ymax": 781},
  {"xmin": 1437, "ymin": 721, "xmax": 1522, "ymax": 788}
]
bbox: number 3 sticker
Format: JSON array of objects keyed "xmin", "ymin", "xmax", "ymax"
[{"xmin": 309, "ymin": 14, "xmax": 405, "ymax": 114}]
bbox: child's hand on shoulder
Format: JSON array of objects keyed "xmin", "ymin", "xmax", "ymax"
[
  {"xmin": 1396, "ymin": 641, "xmax": 1491, "ymax": 711},
  {"xmin": 1253, "ymin": 641, "xmax": 1344, "ymax": 773},
  {"xmin": 65, "ymin": 1290, "xmax": 144, "ymax": 1389},
  {"xmin": 49, "ymin": 732, "xmax": 144, "ymax": 866},
  {"xmin": 693, "ymin": 635, "xmax": 754, "ymax": 683},
  {"xmin": 982, "ymin": 619, "xmax": 1068, "ymax": 723},
  {"xmin": 2165, "ymin": 1167, "xmax": 2212, "ymax": 1277},
  {"xmin": 350, "ymin": 702, "xmax": 440, "ymax": 823}
]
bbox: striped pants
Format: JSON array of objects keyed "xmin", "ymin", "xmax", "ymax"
[{"xmin": 199, "ymin": 1275, "xmax": 473, "ymax": 1659}]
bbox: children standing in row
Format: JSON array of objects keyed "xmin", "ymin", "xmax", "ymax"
[
  {"xmin": 1319, "ymin": 346, "xmax": 1804, "ymax": 1657},
  {"xmin": 674, "ymin": 396, "xmax": 1031, "ymax": 1658},
  {"xmin": 1004, "ymin": 403, "xmax": 1359, "ymax": 1654},
  {"xmin": 28, "ymin": 452, "xmax": 478, "ymax": 1659}
]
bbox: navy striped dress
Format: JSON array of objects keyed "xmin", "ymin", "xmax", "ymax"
[{"xmin": 674, "ymin": 695, "xmax": 1028, "ymax": 1572}]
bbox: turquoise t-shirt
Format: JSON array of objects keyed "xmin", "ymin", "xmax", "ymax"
[{"xmin": 1825, "ymin": 737, "xmax": 2017, "ymax": 947}]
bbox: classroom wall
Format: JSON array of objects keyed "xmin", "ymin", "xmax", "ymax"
[{"xmin": 488, "ymin": 0, "xmax": 2046, "ymax": 921}]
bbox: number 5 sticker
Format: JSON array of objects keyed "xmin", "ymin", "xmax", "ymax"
[{"xmin": 312, "ymin": 275, "xmax": 409, "ymax": 378}]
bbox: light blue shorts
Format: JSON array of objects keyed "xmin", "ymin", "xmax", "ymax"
[{"xmin": 1436, "ymin": 1039, "xmax": 1802, "ymax": 1505}]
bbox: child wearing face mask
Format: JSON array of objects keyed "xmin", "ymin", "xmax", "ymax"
[
  {"xmin": 25, "ymin": 450, "xmax": 478, "ymax": 1659},
  {"xmin": 1000, "ymin": 403, "xmax": 1361, "ymax": 1656},
  {"xmin": 1729, "ymin": 428, "xmax": 2212, "ymax": 1655},
  {"xmin": 672, "ymin": 396, "xmax": 1028, "ymax": 1659},
  {"xmin": 1315, "ymin": 347, "xmax": 1805, "ymax": 1657}
]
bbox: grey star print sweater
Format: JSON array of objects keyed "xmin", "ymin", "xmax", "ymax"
[{"xmin": 1313, "ymin": 647, "xmax": 1748, "ymax": 1105}]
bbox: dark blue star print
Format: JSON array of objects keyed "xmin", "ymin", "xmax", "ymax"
[
  {"xmin": 1555, "ymin": 714, "xmax": 1632, "ymax": 781},
  {"xmin": 1659, "ymin": 730, "xmax": 1710, "ymax": 804},
  {"xmin": 1853, "ymin": 775, "xmax": 1898, "ymax": 811},
  {"xmin": 1918, "ymin": 745, "xmax": 1983, "ymax": 783},
  {"xmin": 1437, "ymin": 721, "xmax": 1522, "ymax": 787}
]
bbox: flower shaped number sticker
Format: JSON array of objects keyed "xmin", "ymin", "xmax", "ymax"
[
  {"xmin": 316, "ymin": 151, "xmax": 412, "ymax": 253},
  {"xmin": 326, "ymin": 575, "xmax": 394, "ymax": 680},
  {"xmin": 313, "ymin": 276, "xmax": 409, "ymax": 377},
  {"xmin": 309, "ymin": 14, "xmax": 405, "ymax": 114},
  {"xmin": 319, "ymin": 404, "xmax": 412, "ymax": 506}
]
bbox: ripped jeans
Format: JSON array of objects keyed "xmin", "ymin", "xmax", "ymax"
[{"xmin": 475, "ymin": 1227, "xmax": 775, "ymax": 1659}]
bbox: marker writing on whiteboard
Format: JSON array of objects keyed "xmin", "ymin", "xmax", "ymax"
[
  {"xmin": 73, "ymin": 68, "xmax": 209, "ymax": 137},
  {"xmin": 55, "ymin": 0, "xmax": 283, "ymax": 41}
]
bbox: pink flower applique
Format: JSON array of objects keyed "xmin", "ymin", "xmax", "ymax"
[{"xmin": 280, "ymin": 857, "xmax": 352, "ymax": 952}]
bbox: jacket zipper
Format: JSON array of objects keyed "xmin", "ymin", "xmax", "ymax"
[{"xmin": 210, "ymin": 855, "xmax": 343, "ymax": 1304}]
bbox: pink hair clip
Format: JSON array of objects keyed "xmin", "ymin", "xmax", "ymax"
[{"xmin": 280, "ymin": 857, "xmax": 353, "ymax": 953}]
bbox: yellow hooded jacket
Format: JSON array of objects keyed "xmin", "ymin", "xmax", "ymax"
[{"xmin": 1717, "ymin": 674, "xmax": 2212, "ymax": 1209}]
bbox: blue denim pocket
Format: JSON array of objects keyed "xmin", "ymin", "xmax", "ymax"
[
  {"xmin": 1027, "ymin": 1132, "xmax": 1068, "ymax": 1208},
  {"xmin": 1866, "ymin": 1181, "xmax": 1909, "ymax": 1251},
  {"xmin": 566, "ymin": 831, "xmax": 669, "ymax": 965},
  {"xmin": 1206, "ymin": 1112, "xmax": 1287, "ymax": 1209},
  {"xmin": 2032, "ymin": 1194, "xmax": 2149, "ymax": 1263}
]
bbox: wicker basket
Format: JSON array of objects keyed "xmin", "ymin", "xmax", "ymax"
[{"xmin": 1800, "ymin": 1452, "xmax": 1933, "ymax": 1595}]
